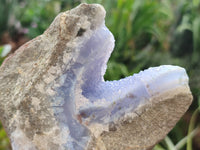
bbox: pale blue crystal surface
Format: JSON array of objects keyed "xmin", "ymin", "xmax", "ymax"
[{"xmin": 52, "ymin": 24, "xmax": 189, "ymax": 149}]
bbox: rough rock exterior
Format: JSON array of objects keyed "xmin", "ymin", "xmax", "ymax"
[{"xmin": 0, "ymin": 3, "xmax": 193, "ymax": 150}]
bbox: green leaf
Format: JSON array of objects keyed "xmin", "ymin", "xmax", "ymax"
[
  {"xmin": 153, "ymin": 144, "xmax": 166, "ymax": 150},
  {"xmin": 192, "ymin": 17, "xmax": 200, "ymax": 63},
  {"xmin": 175, "ymin": 126, "xmax": 200, "ymax": 150},
  {"xmin": 164, "ymin": 136, "xmax": 176, "ymax": 150},
  {"xmin": 187, "ymin": 108, "xmax": 199, "ymax": 150},
  {"xmin": 193, "ymin": 0, "xmax": 200, "ymax": 7},
  {"xmin": 0, "ymin": 46, "xmax": 3, "ymax": 57}
]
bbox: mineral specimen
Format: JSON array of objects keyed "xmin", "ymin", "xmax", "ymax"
[{"xmin": 0, "ymin": 3, "xmax": 193, "ymax": 150}]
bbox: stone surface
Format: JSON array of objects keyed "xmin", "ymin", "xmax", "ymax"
[{"xmin": 0, "ymin": 3, "xmax": 193, "ymax": 150}]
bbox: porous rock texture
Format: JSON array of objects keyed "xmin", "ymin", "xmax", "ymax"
[{"xmin": 0, "ymin": 3, "xmax": 193, "ymax": 150}]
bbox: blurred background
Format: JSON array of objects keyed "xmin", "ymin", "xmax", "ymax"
[{"xmin": 0, "ymin": 0, "xmax": 200, "ymax": 149}]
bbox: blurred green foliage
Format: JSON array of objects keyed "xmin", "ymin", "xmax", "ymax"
[
  {"xmin": 0, "ymin": 0, "xmax": 200, "ymax": 150},
  {"xmin": 0, "ymin": 0, "xmax": 15, "ymax": 36},
  {"xmin": 0, "ymin": 124, "xmax": 10, "ymax": 150},
  {"xmin": 0, "ymin": 47, "xmax": 4, "ymax": 65}
]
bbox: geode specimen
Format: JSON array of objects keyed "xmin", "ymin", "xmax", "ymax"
[{"xmin": 0, "ymin": 3, "xmax": 193, "ymax": 150}]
